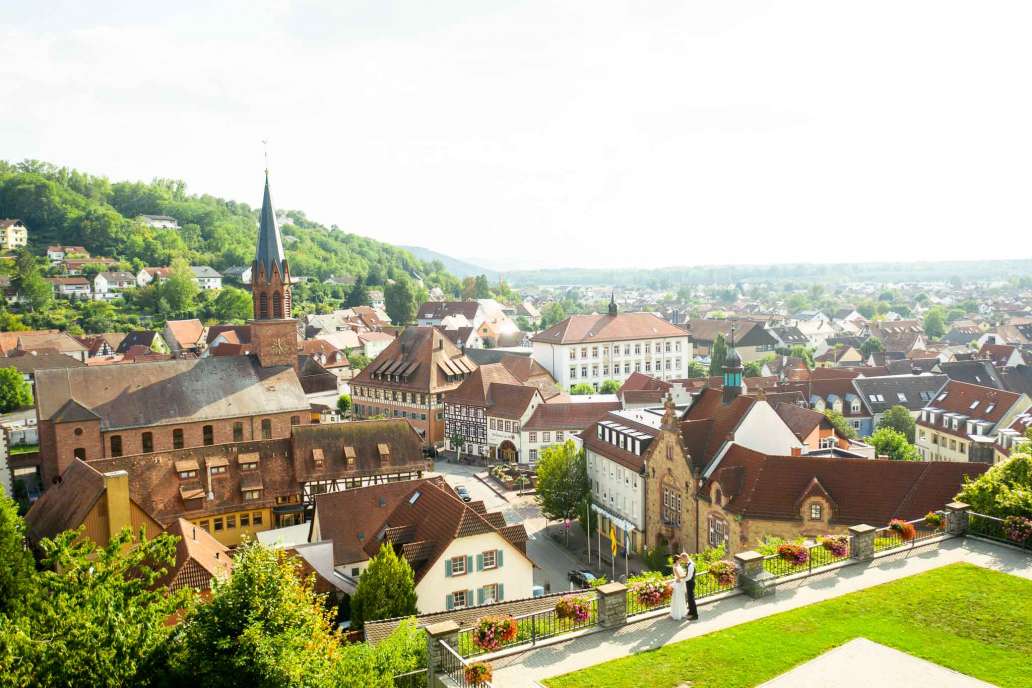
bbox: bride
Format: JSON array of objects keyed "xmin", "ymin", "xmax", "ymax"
[{"xmin": 669, "ymin": 555, "xmax": 687, "ymax": 620}]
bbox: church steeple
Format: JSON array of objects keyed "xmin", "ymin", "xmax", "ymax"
[
  {"xmin": 608, "ymin": 292, "xmax": 618, "ymax": 317},
  {"xmin": 252, "ymin": 172, "xmax": 291, "ymax": 320},
  {"xmin": 722, "ymin": 320, "xmax": 743, "ymax": 404}
]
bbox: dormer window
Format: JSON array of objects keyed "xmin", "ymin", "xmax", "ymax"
[
  {"xmin": 238, "ymin": 452, "xmax": 259, "ymax": 471},
  {"xmin": 207, "ymin": 456, "xmax": 229, "ymax": 475},
  {"xmin": 344, "ymin": 446, "xmax": 356, "ymax": 466},
  {"xmin": 175, "ymin": 459, "xmax": 199, "ymax": 480},
  {"xmin": 378, "ymin": 443, "xmax": 390, "ymax": 463},
  {"xmin": 312, "ymin": 448, "xmax": 325, "ymax": 469}
]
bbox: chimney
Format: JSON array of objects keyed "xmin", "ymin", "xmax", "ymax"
[{"xmin": 102, "ymin": 470, "xmax": 132, "ymax": 541}]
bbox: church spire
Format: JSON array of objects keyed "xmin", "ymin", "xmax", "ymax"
[
  {"xmin": 251, "ymin": 171, "xmax": 292, "ymax": 320},
  {"xmin": 608, "ymin": 292, "xmax": 618, "ymax": 317},
  {"xmin": 255, "ymin": 172, "xmax": 287, "ymax": 282}
]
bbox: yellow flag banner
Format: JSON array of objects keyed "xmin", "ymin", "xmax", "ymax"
[{"xmin": 609, "ymin": 524, "xmax": 618, "ymax": 556}]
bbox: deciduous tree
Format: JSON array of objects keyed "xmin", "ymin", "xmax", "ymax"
[
  {"xmin": 0, "ymin": 368, "xmax": 32, "ymax": 413},
  {"xmin": 868, "ymin": 427, "xmax": 920, "ymax": 461},
  {"xmin": 384, "ymin": 278, "xmax": 416, "ymax": 325},
  {"xmin": 535, "ymin": 440, "xmax": 589, "ymax": 545},
  {"xmin": 877, "ymin": 405, "xmax": 916, "ymax": 443},
  {"xmin": 823, "ymin": 408, "xmax": 858, "ymax": 440}
]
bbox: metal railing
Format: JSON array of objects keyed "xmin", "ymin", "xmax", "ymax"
[
  {"xmin": 440, "ymin": 640, "xmax": 492, "ymax": 687},
  {"xmin": 875, "ymin": 513, "xmax": 947, "ymax": 553},
  {"xmin": 392, "ymin": 668, "xmax": 428, "ymax": 688},
  {"xmin": 456, "ymin": 594, "xmax": 599, "ymax": 659},
  {"xmin": 763, "ymin": 540, "xmax": 851, "ymax": 579},
  {"xmin": 625, "ymin": 567, "xmax": 738, "ymax": 618},
  {"xmin": 969, "ymin": 512, "xmax": 1032, "ymax": 551}
]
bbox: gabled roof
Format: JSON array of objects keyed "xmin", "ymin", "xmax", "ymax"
[
  {"xmin": 352, "ymin": 326, "xmax": 476, "ymax": 393},
  {"xmin": 417, "ymin": 301, "xmax": 481, "ymax": 322},
  {"xmin": 919, "ymin": 380, "xmax": 1023, "ymax": 428},
  {"xmin": 290, "ymin": 420, "xmax": 429, "ymax": 483},
  {"xmin": 159, "ymin": 518, "xmax": 232, "ymax": 592},
  {"xmin": 852, "ymin": 374, "xmax": 948, "ymax": 413},
  {"xmin": 532, "ymin": 312, "xmax": 688, "ymax": 345},
  {"xmin": 934, "ymin": 360, "xmax": 1006, "ymax": 390},
  {"xmin": 1, "ymin": 351, "xmax": 85, "ymax": 374},
  {"xmin": 706, "ymin": 444, "xmax": 988, "ymax": 524},
  {"xmin": 680, "ymin": 389, "xmax": 758, "ymax": 473},
  {"xmin": 524, "ymin": 401, "xmax": 620, "ymax": 431},
  {"xmin": 24, "ymin": 459, "xmax": 106, "ymax": 544},
  {"xmin": 773, "ymin": 402, "xmax": 828, "ymax": 441},
  {"xmin": 165, "ymin": 319, "xmax": 205, "ymax": 348},
  {"xmin": 51, "ymin": 398, "xmax": 101, "ymax": 422}
]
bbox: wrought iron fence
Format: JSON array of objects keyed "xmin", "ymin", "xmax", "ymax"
[
  {"xmin": 969, "ymin": 512, "xmax": 1032, "ymax": 551},
  {"xmin": 440, "ymin": 640, "xmax": 492, "ymax": 687},
  {"xmin": 456, "ymin": 594, "xmax": 599, "ymax": 659},
  {"xmin": 695, "ymin": 567, "xmax": 738, "ymax": 599},
  {"xmin": 875, "ymin": 513, "xmax": 947, "ymax": 553},
  {"xmin": 626, "ymin": 579, "xmax": 672, "ymax": 618},
  {"xmin": 763, "ymin": 539, "xmax": 851, "ymax": 579}
]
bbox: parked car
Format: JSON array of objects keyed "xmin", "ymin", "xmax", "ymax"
[
  {"xmin": 455, "ymin": 485, "xmax": 472, "ymax": 502},
  {"xmin": 568, "ymin": 569, "xmax": 597, "ymax": 588}
]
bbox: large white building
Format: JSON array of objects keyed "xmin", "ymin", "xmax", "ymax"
[{"xmin": 531, "ymin": 301, "xmax": 692, "ymax": 391}]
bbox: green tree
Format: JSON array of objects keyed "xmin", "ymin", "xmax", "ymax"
[
  {"xmin": 78, "ymin": 299, "xmax": 116, "ymax": 333},
  {"xmin": 0, "ymin": 527, "xmax": 191, "ymax": 688},
  {"xmin": 877, "ymin": 405, "xmax": 917, "ymax": 443},
  {"xmin": 788, "ymin": 344, "xmax": 815, "ymax": 369},
  {"xmin": 171, "ymin": 542, "xmax": 341, "ymax": 687},
  {"xmin": 336, "ymin": 393, "xmax": 351, "ymax": 418},
  {"xmin": 743, "ymin": 360, "xmax": 765, "ymax": 377},
  {"xmin": 347, "ymin": 351, "xmax": 371, "ymax": 371},
  {"xmin": 956, "ymin": 453, "xmax": 1032, "ymax": 518},
  {"xmin": 535, "ymin": 440, "xmax": 589, "ymax": 546},
  {"xmin": 923, "ymin": 306, "xmax": 947, "ymax": 340},
  {"xmin": 344, "ymin": 278, "xmax": 370, "ymax": 308},
  {"xmin": 868, "ymin": 427, "xmax": 920, "ymax": 461},
  {"xmin": 350, "ymin": 542, "xmax": 418, "ymax": 628},
  {"xmin": 569, "ymin": 383, "xmax": 594, "ymax": 395},
  {"xmin": 329, "ymin": 618, "xmax": 427, "ymax": 688},
  {"xmin": 160, "ymin": 257, "xmax": 199, "ymax": 314},
  {"xmin": 384, "ymin": 279, "xmax": 416, "ymax": 325},
  {"xmin": 0, "ymin": 367, "xmax": 32, "ymax": 412},
  {"xmin": 212, "ymin": 286, "xmax": 253, "ymax": 322},
  {"xmin": 0, "ymin": 493, "xmax": 34, "ymax": 617},
  {"xmin": 540, "ymin": 302, "xmax": 567, "ymax": 329},
  {"xmin": 684, "ymin": 360, "xmax": 707, "ymax": 378},
  {"xmin": 708, "ymin": 333, "xmax": 728, "ymax": 376},
  {"xmin": 599, "ymin": 380, "xmax": 621, "ymax": 394},
  {"xmin": 473, "ymin": 274, "xmax": 491, "ymax": 299},
  {"xmin": 860, "ymin": 336, "xmax": 884, "ymax": 359},
  {"xmin": 823, "ymin": 408, "xmax": 858, "ymax": 440},
  {"xmin": 12, "ymin": 248, "xmax": 51, "ymax": 312}
]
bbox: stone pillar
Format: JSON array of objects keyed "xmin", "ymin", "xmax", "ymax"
[
  {"xmin": 596, "ymin": 582, "xmax": 628, "ymax": 628},
  {"xmin": 734, "ymin": 550, "xmax": 774, "ymax": 598},
  {"xmin": 849, "ymin": 524, "xmax": 877, "ymax": 561},
  {"xmin": 425, "ymin": 620, "xmax": 459, "ymax": 686},
  {"xmin": 945, "ymin": 501, "xmax": 970, "ymax": 536}
]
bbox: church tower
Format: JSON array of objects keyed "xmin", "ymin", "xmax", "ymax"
[
  {"xmin": 722, "ymin": 321, "xmax": 744, "ymax": 404},
  {"xmin": 250, "ymin": 172, "xmax": 297, "ymax": 368}
]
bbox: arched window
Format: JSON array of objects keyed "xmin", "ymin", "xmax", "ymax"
[
  {"xmin": 273, "ymin": 292, "xmax": 282, "ymax": 319},
  {"xmin": 259, "ymin": 292, "xmax": 269, "ymax": 319}
]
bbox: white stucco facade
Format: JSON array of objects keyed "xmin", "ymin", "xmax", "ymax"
[
  {"xmin": 533, "ymin": 334, "xmax": 693, "ymax": 392},
  {"xmin": 418, "ymin": 531, "xmax": 535, "ymax": 613}
]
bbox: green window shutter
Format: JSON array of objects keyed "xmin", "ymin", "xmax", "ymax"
[
  {"xmin": 498, "ymin": 584, "xmax": 504, "ymax": 601},
  {"xmin": 446, "ymin": 594, "xmax": 454, "ymax": 610},
  {"xmin": 467, "ymin": 589, "xmax": 474, "ymax": 606},
  {"xmin": 476, "ymin": 553, "xmax": 484, "ymax": 571},
  {"xmin": 466, "ymin": 555, "xmax": 473, "ymax": 573},
  {"xmin": 496, "ymin": 549, "xmax": 504, "ymax": 567},
  {"xmin": 477, "ymin": 587, "xmax": 485, "ymax": 605},
  {"xmin": 445, "ymin": 559, "xmax": 452, "ymax": 577}
]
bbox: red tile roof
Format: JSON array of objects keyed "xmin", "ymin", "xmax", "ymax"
[
  {"xmin": 524, "ymin": 401, "xmax": 621, "ymax": 431},
  {"xmin": 532, "ymin": 312, "xmax": 688, "ymax": 345}
]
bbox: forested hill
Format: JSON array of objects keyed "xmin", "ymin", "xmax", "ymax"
[{"xmin": 0, "ymin": 160, "xmax": 462, "ymax": 293}]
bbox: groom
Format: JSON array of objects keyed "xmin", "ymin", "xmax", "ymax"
[{"xmin": 680, "ymin": 553, "xmax": 699, "ymax": 620}]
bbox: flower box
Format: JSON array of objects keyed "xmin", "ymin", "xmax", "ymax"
[
  {"xmin": 821, "ymin": 536, "xmax": 849, "ymax": 557},
  {"xmin": 555, "ymin": 595, "xmax": 591, "ymax": 622},
  {"xmin": 1003, "ymin": 516, "xmax": 1032, "ymax": 544},
  {"xmin": 888, "ymin": 519, "xmax": 917, "ymax": 541},
  {"xmin": 464, "ymin": 661, "xmax": 493, "ymax": 686},
  {"xmin": 629, "ymin": 575, "xmax": 673, "ymax": 607},
  {"xmin": 924, "ymin": 511, "xmax": 945, "ymax": 530},
  {"xmin": 707, "ymin": 560, "xmax": 737, "ymax": 587},
  {"xmin": 777, "ymin": 543, "xmax": 809, "ymax": 565},
  {"xmin": 470, "ymin": 615, "xmax": 518, "ymax": 652}
]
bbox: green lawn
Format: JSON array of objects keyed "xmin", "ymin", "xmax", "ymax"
[{"xmin": 544, "ymin": 563, "xmax": 1032, "ymax": 688}]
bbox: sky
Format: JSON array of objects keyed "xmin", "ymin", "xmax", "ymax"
[{"xmin": 3, "ymin": 1, "xmax": 1031, "ymax": 271}]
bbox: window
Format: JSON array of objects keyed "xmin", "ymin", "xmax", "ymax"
[
  {"xmin": 140, "ymin": 431, "xmax": 153, "ymax": 453},
  {"xmin": 203, "ymin": 425, "xmax": 214, "ymax": 446},
  {"xmin": 261, "ymin": 419, "xmax": 272, "ymax": 439},
  {"xmin": 291, "ymin": 415, "xmax": 300, "ymax": 426},
  {"xmin": 252, "ymin": 512, "xmax": 263, "ymax": 525},
  {"xmin": 707, "ymin": 514, "xmax": 729, "ymax": 548},
  {"xmin": 529, "ymin": 449, "xmax": 538, "ymax": 461},
  {"xmin": 199, "ymin": 520, "xmax": 209, "ymax": 531},
  {"xmin": 450, "ymin": 555, "xmax": 466, "ymax": 576},
  {"xmin": 243, "ymin": 489, "xmax": 261, "ymax": 500},
  {"xmin": 482, "ymin": 550, "xmax": 497, "ymax": 569},
  {"xmin": 481, "ymin": 583, "xmax": 499, "ymax": 603},
  {"xmin": 809, "ymin": 503, "xmax": 823, "ymax": 520},
  {"xmin": 110, "ymin": 435, "xmax": 123, "ymax": 457},
  {"xmin": 74, "ymin": 427, "xmax": 83, "ymax": 436},
  {"xmin": 214, "ymin": 517, "xmax": 224, "ymax": 531},
  {"xmin": 210, "ymin": 464, "xmax": 227, "ymax": 475},
  {"xmin": 226, "ymin": 515, "xmax": 236, "ymax": 529},
  {"xmin": 570, "ymin": 367, "xmax": 577, "ymax": 379},
  {"xmin": 178, "ymin": 469, "xmax": 197, "ymax": 480},
  {"xmin": 529, "ymin": 431, "xmax": 537, "ymax": 442},
  {"xmin": 661, "ymin": 486, "xmax": 682, "ymax": 526},
  {"xmin": 240, "ymin": 513, "xmax": 250, "ymax": 528},
  {"xmin": 543, "ymin": 432, "xmax": 551, "ymax": 443},
  {"xmin": 73, "ymin": 447, "xmax": 86, "ymax": 460},
  {"xmin": 450, "ymin": 590, "xmax": 468, "ymax": 609},
  {"xmin": 173, "ymin": 428, "xmax": 184, "ymax": 449},
  {"xmin": 233, "ymin": 422, "xmax": 244, "ymax": 442},
  {"xmin": 569, "ymin": 349, "xmax": 576, "ymax": 360}
]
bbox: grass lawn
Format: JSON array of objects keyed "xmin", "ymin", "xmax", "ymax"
[{"xmin": 544, "ymin": 563, "xmax": 1032, "ymax": 688}]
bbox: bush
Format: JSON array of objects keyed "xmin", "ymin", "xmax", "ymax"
[
  {"xmin": 470, "ymin": 615, "xmax": 518, "ymax": 652},
  {"xmin": 925, "ymin": 511, "xmax": 945, "ymax": 529},
  {"xmin": 628, "ymin": 572, "xmax": 672, "ymax": 606},
  {"xmin": 555, "ymin": 595, "xmax": 591, "ymax": 622},
  {"xmin": 889, "ymin": 518, "xmax": 917, "ymax": 541},
  {"xmin": 465, "ymin": 661, "xmax": 493, "ymax": 686},
  {"xmin": 707, "ymin": 560, "xmax": 737, "ymax": 587},
  {"xmin": 778, "ymin": 543, "xmax": 809, "ymax": 565}
]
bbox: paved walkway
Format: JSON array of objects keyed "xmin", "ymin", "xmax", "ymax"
[
  {"xmin": 757, "ymin": 638, "xmax": 996, "ymax": 688},
  {"xmin": 489, "ymin": 538, "xmax": 1032, "ymax": 688}
]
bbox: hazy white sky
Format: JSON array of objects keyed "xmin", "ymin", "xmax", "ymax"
[{"xmin": 3, "ymin": 1, "xmax": 1031, "ymax": 270}]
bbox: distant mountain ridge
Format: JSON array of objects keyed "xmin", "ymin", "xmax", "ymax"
[{"xmin": 399, "ymin": 245, "xmax": 498, "ymax": 280}]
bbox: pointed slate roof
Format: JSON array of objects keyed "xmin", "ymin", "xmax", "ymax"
[{"xmin": 255, "ymin": 173, "xmax": 287, "ymax": 279}]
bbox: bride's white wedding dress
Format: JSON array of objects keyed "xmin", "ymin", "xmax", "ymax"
[{"xmin": 669, "ymin": 565, "xmax": 687, "ymax": 620}]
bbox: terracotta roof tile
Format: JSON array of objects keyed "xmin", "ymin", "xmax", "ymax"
[{"xmin": 532, "ymin": 312, "xmax": 688, "ymax": 345}]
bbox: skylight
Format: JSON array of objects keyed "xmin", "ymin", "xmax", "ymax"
[
  {"xmin": 938, "ymin": 392, "xmax": 948, "ymax": 401},
  {"xmin": 969, "ymin": 401, "xmax": 979, "ymax": 410},
  {"xmin": 986, "ymin": 404, "xmax": 995, "ymax": 414},
  {"xmin": 897, "ymin": 393, "xmax": 907, "ymax": 401},
  {"xmin": 409, "ymin": 491, "xmax": 421, "ymax": 504}
]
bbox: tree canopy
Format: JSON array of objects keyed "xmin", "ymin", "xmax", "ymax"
[
  {"xmin": 956, "ymin": 453, "xmax": 1032, "ymax": 519},
  {"xmin": 349, "ymin": 543, "xmax": 418, "ymax": 629},
  {"xmin": 868, "ymin": 427, "xmax": 920, "ymax": 461},
  {"xmin": 823, "ymin": 408, "xmax": 858, "ymax": 440},
  {"xmin": 876, "ymin": 405, "xmax": 916, "ymax": 443},
  {"xmin": 535, "ymin": 441, "xmax": 589, "ymax": 544},
  {"xmin": 708, "ymin": 333, "xmax": 728, "ymax": 376},
  {"xmin": 0, "ymin": 368, "xmax": 32, "ymax": 413}
]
